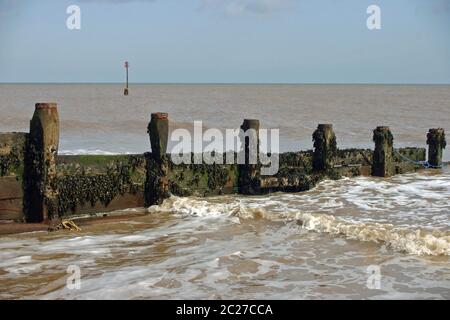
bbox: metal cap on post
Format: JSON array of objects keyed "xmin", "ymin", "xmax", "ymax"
[
  {"xmin": 25, "ymin": 103, "xmax": 60, "ymax": 222},
  {"xmin": 372, "ymin": 126, "xmax": 394, "ymax": 177},
  {"xmin": 427, "ymin": 128, "xmax": 446, "ymax": 168},
  {"xmin": 312, "ymin": 124, "xmax": 336, "ymax": 171}
]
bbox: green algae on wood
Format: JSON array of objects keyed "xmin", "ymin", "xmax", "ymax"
[
  {"xmin": 56, "ymin": 155, "xmax": 145, "ymax": 216},
  {"xmin": 165, "ymin": 153, "xmax": 239, "ymax": 197},
  {"xmin": 312, "ymin": 124, "xmax": 337, "ymax": 172},
  {"xmin": 427, "ymin": 128, "xmax": 446, "ymax": 168},
  {"xmin": 372, "ymin": 126, "xmax": 395, "ymax": 177},
  {"xmin": 0, "ymin": 133, "xmax": 27, "ymax": 178}
]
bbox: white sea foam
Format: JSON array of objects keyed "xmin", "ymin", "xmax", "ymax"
[
  {"xmin": 59, "ymin": 149, "xmax": 133, "ymax": 155},
  {"xmin": 293, "ymin": 212, "xmax": 450, "ymax": 256},
  {"xmin": 148, "ymin": 196, "xmax": 242, "ymax": 218},
  {"xmin": 147, "ymin": 170, "xmax": 450, "ymax": 257}
]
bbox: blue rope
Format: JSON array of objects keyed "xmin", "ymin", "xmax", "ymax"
[{"xmin": 394, "ymin": 150, "xmax": 443, "ymax": 169}]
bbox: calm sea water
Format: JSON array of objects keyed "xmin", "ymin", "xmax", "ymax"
[
  {"xmin": 0, "ymin": 84, "xmax": 449, "ymax": 158},
  {"xmin": 0, "ymin": 84, "xmax": 449, "ymax": 299}
]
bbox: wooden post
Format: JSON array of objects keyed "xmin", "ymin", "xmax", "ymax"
[
  {"xmin": 238, "ymin": 119, "xmax": 261, "ymax": 195},
  {"xmin": 427, "ymin": 128, "xmax": 446, "ymax": 168},
  {"xmin": 145, "ymin": 113, "xmax": 170, "ymax": 206},
  {"xmin": 372, "ymin": 126, "xmax": 394, "ymax": 177},
  {"xmin": 148, "ymin": 113, "xmax": 169, "ymax": 160},
  {"xmin": 25, "ymin": 103, "xmax": 59, "ymax": 222},
  {"xmin": 312, "ymin": 124, "xmax": 337, "ymax": 172}
]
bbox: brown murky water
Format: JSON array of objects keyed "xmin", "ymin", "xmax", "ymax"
[
  {"xmin": 0, "ymin": 84, "xmax": 449, "ymax": 158},
  {"xmin": 0, "ymin": 84, "xmax": 449, "ymax": 299},
  {"xmin": 0, "ymin": 171, "xmax": 449, "ymax": 299}
]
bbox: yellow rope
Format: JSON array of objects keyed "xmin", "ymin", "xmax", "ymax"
[{"xmin": 61, "ymin": 220, "xmax": 82, "ymax": 231}]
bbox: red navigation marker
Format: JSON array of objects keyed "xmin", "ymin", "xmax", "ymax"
[{"xmin": 124, "ymin": 61, "xmax": 129, "ymax": 96}]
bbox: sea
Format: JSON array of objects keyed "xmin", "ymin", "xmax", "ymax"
[{"xmin": 0, "ymin": 84, "xmax": 449, "ymax": 299}]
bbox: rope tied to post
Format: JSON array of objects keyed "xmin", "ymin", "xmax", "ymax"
[
  {"xmin": 60, "ymin": 220, "xmax": 82, "ymax": 231},
  {"xmin": 394, "ymin": 150, "xmax": 444, "ymax": 169}
]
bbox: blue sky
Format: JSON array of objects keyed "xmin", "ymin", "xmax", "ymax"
[{"xmin": 0, "ymin": 0, "xmax": 449, "ymax": 83}]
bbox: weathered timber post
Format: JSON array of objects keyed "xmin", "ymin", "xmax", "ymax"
[
  {"xmin": 372, "ymin": 126, "xmax": 394, "ymax": 177},
  {"xmin": 238, "ymin": 119, "xmax": 261, "ymax": 194},
  {"xmin": 427, "ymin": 128, "xmax": 446, "ymax": 168},
  {"xmin": 145, "ymin": 112, "xmax": 170, "ymax": 206},
  {"xmin": 24, "ymin": 103, "xmax": 59, "ymax": 222},
  {"xmin": 312, "ymin": 124, "xmax": 337, "ymax": 172}
]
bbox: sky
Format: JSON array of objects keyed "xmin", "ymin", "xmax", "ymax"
[{"xmin": 0, "ymin": 0, "xmax": 449, "ymax": 83}]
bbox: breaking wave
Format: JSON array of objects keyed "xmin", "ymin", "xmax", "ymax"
[{"xmin": 148, "ymin": 195, "xmax": 450, "ymax": 256}]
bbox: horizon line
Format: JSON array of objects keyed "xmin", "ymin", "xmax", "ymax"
[{"xmin": 1, "ymin": 82, "xmax": 450, "ymax": 86}]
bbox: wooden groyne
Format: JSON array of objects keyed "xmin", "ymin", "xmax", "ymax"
[{"xmin": 0, "ymin": 103, "xmax": 446, "ymax": 231}]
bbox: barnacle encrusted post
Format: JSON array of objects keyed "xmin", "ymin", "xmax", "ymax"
[
  {"xmin": 24, "ymin": 103, "xmax": 60, "ymax": 222},
  {"xmin": 312, "ymin": 124, "xmax": 337, "ymax": 172},
  {"xmin": 372, "ymin": 126, "xmax": 394, "ymax": 177},
  {"xmin": 148, "ymin": 112, "xmax": 169, "ymax": 160},
  {"xmin": 145, "ymin": 112, "xmax": 170, "ymax": 206},
  {"xmin": 238, "ymin": 119, "xmax": 261, "ymax": 195},
  {"xmin": 427, "ymin": 128, "xmax": 446, "ymax": 168}
]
